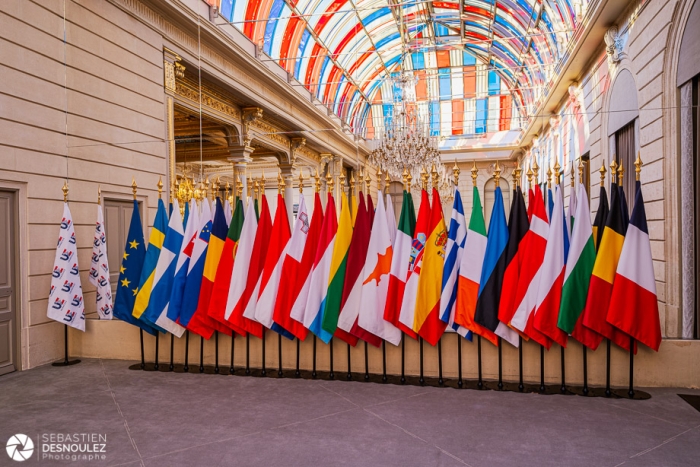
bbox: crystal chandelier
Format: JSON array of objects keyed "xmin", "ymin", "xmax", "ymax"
[{"xmin": 368, "ymin": 71, "xmax": 453, "ymax": 200}]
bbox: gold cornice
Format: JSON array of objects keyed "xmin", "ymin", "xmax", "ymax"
[{"xmin": 174, "ymin": 77, "xmax": 241, "ymax": 122}]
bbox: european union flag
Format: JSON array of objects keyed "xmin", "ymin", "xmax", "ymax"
[{"xmin": 113, "ymin": 200, "xmax": 157, "ymax": 335}]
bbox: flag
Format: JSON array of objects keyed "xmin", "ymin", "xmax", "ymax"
[
  {"xmin": 559, "ymin": 183, "xmax": 595, "ymax": 336},
  {"xmin": 321, "ymin": 192, "xmax": 354, "ymax": 336},
  {"xmin": 132, "ymin": 198, "xmax": 168, "ymax": 323},
  {"xmin": 273, "ymin": 193, "xmax": 322, "ymax": 340},
  {"xmin": 89, "ymin": 204, "xmax": 112, "ymax": 320},
  {"xmin": 474, "ymin": 186, "xmax": 519, "ymax": 347},
  {"xmin": 606, "ymin": 181, "xmax": 661, "ymax": 352},
  {"xmin": 224, "ymin": 198, "xmax": 232, "ymax": 226},
  {"xmin": 141, "ymin": 200, "xmax": 186, "ymax": 336},
  {"xmin": 113, "ymin": 200, "xmax": 155, "ymax": 335},
  {"xmin": 207, "ymin": 198, "xmax": 246, "ymax": 335},
  {"xmin": 298, "ymin": 193, "xmax": 337, "ymax": 343},
  {"xmin": 580, "ymin": 183, "xmax": 632, "ymax": 350},
  {"xmin": 532, "ymin": 186, "xmax": 568, "ymax": 348},
  {"xmin": 47, "ymin": 203, "xmax": 86, "ymax": 331},
  {"xmin": 386, "ymin": 193, "xmax": 397, "ymax": 245},
  {"xmin": 357, "ymin": 193, "xmax": 402, "ymax": 345},
  {"xmin": 455, "ymin": 186, "xmax": 497, "ymax": 345},
  {"xmin": 227, "ymin": 198, "xmax": 265, "ymax": 337},
  {"xmin": 439, "ymin": 189, "xmax": 468, "ymax": 339},
  {"xmin": 413, "ymin": 188, "xmax": 448, "ymax": 345},
  {"xmin": 384, "ymin": 191, "xmax": 418, "ymax": 338},
  {"xmin": 527, "ymin": 187, "xmax": 534, "ymax": 222},
  {"xmin": 509, "ymin": 185, "xmax": 552, "ymax": 348},
  {"xmin": 548, "ymin": 187, "xmax": 554, "ymax": 220},
  {"xmin": 592, "ymin": 185, "xmax": 609, "ymax": 251},
  {"xmin": 254, "ymin": 195, "xmax": 293, "ymax": 339},
  {"xmin": 187, "ymin": 199, "xmax": 232, "ymax": 338},
  {"xmin": 398, "ymin": 189, "xmax": 431, "ymax": 339},
  {"xmin": 496, "ymin": 185, "xmax": 529, "ymax": 342},
  {"xmin": 336, "ymin": 193, "xmax": 381, "ymax": 347}
]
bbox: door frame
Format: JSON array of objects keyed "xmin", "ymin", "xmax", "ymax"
[{"xmin": 0, "ymin": 180, "xmax": 27, "ymax": 372}]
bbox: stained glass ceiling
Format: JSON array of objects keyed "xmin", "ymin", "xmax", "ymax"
[{"xmin": 218, "ymin": 0, "xmax": 589, "ymax": 143}]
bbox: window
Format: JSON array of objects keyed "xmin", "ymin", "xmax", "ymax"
[
  {"xmin": 614, "ymin": 120, "xmax": 636, "ymax": 206},
  {"xmin": 484, "ymin": 177, "xmax": 510, "ymax": 230},
  {"xmin": 581, "ymin": 153, "xmax": 591, "ymax": 200},
  {"xmin": 103, "ymin": 199, "xmax": 142, "ymax": 297}
]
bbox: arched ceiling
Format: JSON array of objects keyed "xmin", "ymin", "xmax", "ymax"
[{"xmin": 219, "ymin": 0, "xmax": 588, "ymax": 142}]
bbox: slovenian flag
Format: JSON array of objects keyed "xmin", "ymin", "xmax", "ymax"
[
  {"xmin": 455, "ymin": 186, "xmax": 497, "ymax": 345},
  {"xmin": 606, "ymin": 181, "xmax": 662, "ymax": 352},
  {"xmin": 298, "ymin": 193, "xmax": 337, "ymax": 343}
]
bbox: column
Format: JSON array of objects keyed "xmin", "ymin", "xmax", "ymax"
[
  {"xmin": 228, "ymin": 147, "xmax": 254, "ymax": 206},
  {"xmin": 680, "ymin": 81, "xmax": 695, "ymax": 338},
  {"xmin": 280, "ymin": 163, "xmax": 294, "ymax": 225}
]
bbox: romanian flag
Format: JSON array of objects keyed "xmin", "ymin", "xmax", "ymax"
[
  {"xmin": 606, "ymin": 181, "xmax": 661, "ymax": 352},
  {"xmin": 321, "ymin": 192, "xmax": 354, "ymax": 336},
  {"xmin": 413, "ymin": 188, "xmax": 448, "ymax": 346},
  {"xmin": 383, "ymin": 191, "xmax": 417, "ymax": 339},
  {"xmin": 580, "ymin": 183, "xmax": 633, "ymax": 350},
  {"xmin": 455, "ymin": 186, "xmax": 497, "ymax": 345},
  {"xmin": 132, "ymin": 198, "xmax": 168, "ymax": 324}
]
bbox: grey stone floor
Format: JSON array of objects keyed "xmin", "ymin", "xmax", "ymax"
[{"xmin": 1, "ymin": 359, "xmax": 700, "ymax": 466}]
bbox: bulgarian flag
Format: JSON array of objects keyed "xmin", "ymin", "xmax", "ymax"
[
  {"xmin": 272, "ymin": 193, "xmax": 322, "ymax": 340},
  {"xmin": 297, "ymin": 193, "xmax": 337, "ymax": 343},
  {"xmin": 226, "ymin": 198, "xmax": 266, "ymax": 338},
  {"xmin": 509, "ymin": 185, "xmax": 553, "ymax": 348},
  {"xmin": 413, "ymin": 188, "xmax": 448, "ymax": 345},
  {"xmin": 336, "ymin": 194, "xmax": 381, "ymax": 347},
  {"xmin": 252, "ymin": 195, "xmax": 294, "ymax": 339},
  {"xmin": 474, "ymin": 185, "xmax": 519, "ymax": 347},
  {"xmin": 580, "ymin": 184, "xmax": 633, "ymax": 350},
  {"xmin": 439, "ymin": 189, "xmax": 470, "ymax": 339},
  {"xmin": 532, "ymin": 186, "xmax": 568, "ymax": 348},
  {"xmin": 606, "ymin": 180, "xmax": 661, "ymax": 352},
  {"xmin": 455, "ymin": 186, "xmax": 497, "ymax": 346},
  {"xmin": 495, "ymin": 185, "xmax": 529, "ymax": 346},
  {"xmin": 398, "ymin": 189, "xmax": 431, "ymax": 339},
  {"xmin": 559, "ymin": 183, "xmax": 595, "ymax": 335},
  {"xmin": 207, "ymin": 198, "xmax": 246, "ymax": 336},
  {"xmin": 357, "ymin": 194, "xmax": 402, "ymax": 345},
  {"xmin": 321, "ymin": 193, "xmax": 353, "ymax": 336},
  {"xmin": 384, "ymin": 191, "xmax": 418, "ymax": 339}
]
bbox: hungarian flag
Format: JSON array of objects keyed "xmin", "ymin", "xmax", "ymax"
[
  {"xmin": 559, "ymin": 183, "xmax": 595, "ymax": 335},
  {"xmin": 132, "ymin": 199, "xmax": 168, "ymax": 324},
  {"xmin": 439, "ymin": 189, "xmax": 471, "ymax": 339},
  {"xmin": 496, "ymin": 185, "xmax": 529, "ymax": 342},
  {"xmin": 142, "ymin": 199, "xmax": 186, "ymax": 337},
  {"xmin": 413, "ymin": 188, "xmax": 448, "ymax": 345},
  {"xmin": 455, "ymin": 186, "xmax": 497, "ymax": 345},
  {"xmin": 273, "ymin": 194, "xmax": 322, "ymax": 340},
  {"xmin": 592, "ymin": 185, "xmax": 609, "ymax": 251},
  {"xmin": 509, "ymin": 185, "xmax": 552, "ymax": 348},
  {"xmin": 358, "ymin": 194, "xmax": 402, "ymax": 345},
  {"xmin": 532, "ymin": 186, "xmax": 568, "ymax": 348},
  {"xmin": 89, "ymin": 203, "xmax": 112, "ymax": 320},
  {"xmin": 386, "ymin": 193, "xmax": 397, "ymax": 245},
  {"xmin": 166, "ymin": 200, "xmax": 197, "ymax": 329},
  {"xmin": 252, "ymin": 195, "xmax": 293, "ymax": 339},
  {"xmin": 398, "ymin": 189, "xmax": 431, "ymax": 339},
  {"xmin": 336, "ymin": 194, "xmax": 381, "ymax": 347},
  {"xmin": 474, "ymin": 186, "xmax": 519, "ymax": 347},
  {"xmin": 297, "ymin": 193, "xmax": 337, "ymax": 343},
  {"xmin": 226, "ymin": 199, "xmax": 265, "ymax": 337},
  {"xmin": 384, "ymin": 191, "xmax": 417, "ymax": 339},
  {"xmin": 191, "ymin": 198, "xmax": 234, "ymax": 338},
  {"xmin": 606, "ymin": 181, "xmax": 662, "ymax": 352},
  {"xmin": 321, "ymin": 193, "xmax": 353, "ymax": 336},
  {"xmin": 580, "ymin": 183, "xmax": 633, "ymax": 350},
  {"xmin": 206, "ymin": 199, "xmax": 246, "ymax": 336}
]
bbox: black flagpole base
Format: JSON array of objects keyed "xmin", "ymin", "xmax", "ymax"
[
  {"xmin": 418, "ymin": 338, "xmax": 425, "ymax": 386},
  {"xmin": 605, "ymin": 339, "xmax": 612, "ymax": 397},
  {"xmin": 329, "ymin": 339, "xmax": 335, "ymax": 380},
  {"xmin": 560, "ymin": 345, "xmax": 566, "ymax": 394},
  {"xmin": 214, "ymin": 331, "xmax": 220, "ymax": 374},
  {"xmin": 295, "ymin": 338, "xmax": 301, "ymax": 378},
  {"xmin": 582, "ymin": 344, "xmax": 589, "ymax": 396},
  {"xmin": 169, "ymin": 334, "xmax": 175, "ymax": 371},
  {"xmin": 518, "ymin": 336, "xmax": 524, "ymax": 392},
  {"xmin": 311, "ymin": 337, "xmax": 317, "ymax": 379},
  {"xmin": 628, "ymin": 336, "xmax": 635, "ymax": 399},
  {"xmin": 199, "ymin": 336, "xmax": 205, "ymax": 373},
  {"xmin": 477, "ymin": 335, "xmax": 483, "ymax": 390},
  {"xmin": 539, "ymin": 345, "xmax": 546, "ymax": 393},
  {"xmin": 139, "ymin": 329, "xmax": 145, "ymax": 370},
  {"xmin": 382, "ymin": 341, "xmax": 387, "ymax": 383},
  {"xmin": 154, "ymin": 333, "xmax": 160, "ymax": 371},
  {"xmin": 278, "ymin": 333, "xmax": 284, "ymax": 377},
  {"xmin": 497, "ymin": 337, "xmax": 503, "ymax": 391},
  {"xmin": 183, "ymin": 330, "xmax": 190, "ymax": 373},
  {"xmin": 346, "ymin": 343, "xmax": 352, "ymax": 380},
  {"xmin": 364, "ymin": 341, "xmax": 370, "ymax": 381},
  {"xmin": 457, "ymin": 333, "xmax": 463, "ymax": 388},
  {"xmin": 52, "ymin": 359, "xmax": 80, "ymax": 367},
  {"xmin": 245, "ymin": 334, "xmax": 251, "ymax": 376},
  {"xmin": 437, "ymin": 339, "xmax": 444, "ymax": 386},
  {"xmin": 400, "ymin": 333, "xmax": 406, "ymax": 384},
  {"xmin": 261, "ymin": 330, "xmax": 267, "ymax": 377}
]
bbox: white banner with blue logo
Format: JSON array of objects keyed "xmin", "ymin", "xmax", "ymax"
[
  {"xmin": 89, "ymin": 204, "xmax": 112, "ymax": 320},
  {"xmin": 47, "ymin": 203, "xmax": 86, "ymax": 331}
]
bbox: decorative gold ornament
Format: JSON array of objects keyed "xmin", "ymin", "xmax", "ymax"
[
  {"xmin": 599, "ymin": 161, "xmax": 607, "ymax": 186},
  {"xmin": 471, "ymin": 161, "xmax": 478, "ymax": 187},
  {"xmin": 635, "ymin": 152, "xmax": 643, "ymax": 181}
]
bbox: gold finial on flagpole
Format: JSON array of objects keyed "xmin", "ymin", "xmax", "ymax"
[
  {"xmin": 339, "ymin": 170, "xmax": 346, "ymax": 194},
  {"xmin": 635, "ymin": 152, "xmax": 643, "ymax": 181},
  {"xmin": 62, "ymin": 181, "xmax": 69, "ymax": 203},
  {"xmin": 532, "ymin": 157, "xmax": 540, "ymax": 184},
  {"xmin": 377, "ymin": 166, "xmax": 383, "ymax": 193},
  {"xmin": 402, "ymin": 167, "xmax": 408, "ymax": 191},
  {"xmin": 570, "ymin": 161, "xmax": 575, "ymax": 188},
  {"xmin": 261, "ymin": 171, "xmax": 266, "ymax": 194},
  {"xmin": 617, "ymin": 160, "xmax": 625, "ymax": 186},
  {"xmin": 384, "ymin": 170, "xmax": 390, "ymax": 195},
  {"xmin": 97, "ymin": 184, "xmax": 101, "ymax": 204},
  {"xmin": 553, "ymin": 160, "xmax": 561, "ymax": 186},
  {"xmin": 350, "ymin": 171, "xmax": 356, "ymax": 195},
  {"xmin": 599, "ymin": 160, "xmax": 607, "ymax": 186},
  {"xmin": 327, "ymin": 168, "xmax": 335, "ymax": 194},
  {"xmin": 364, "ymin": 168, "xmax": 371, "ymax": 193},
  {"xmin": 157, "ymin": 177, "xmax": 163, "ymax": 199},
  {"xmin": 236, "ymin": 175, "xmax": 243, "ymax": 199},
  {"xmin": 471, "ymin": 161, "xmax": 478, "ymax": 187},
  {"xmin": 430, "ymin": 163, "xmax": 439, "ymax": 190},
  {"xmin": 246, "ymin": 176, "xmax": 252, "ymax": 198},
  {"xmin": 131, "ymin": 177, "xmax": 137, "ymax": 200},
  {"xmin": 609, "ymin": 159, "xmax": 618, "ymax": 184},
  {"xmin": 253, "ymin": 177, "xmax": 259, "ymax": 200},
  {"xmin": 514, "ymin": 161, "xmax": 522, "ymax": 188},
  {"xmin": 314, "ymin": 168, "xmax": 321, "ymax": 193},
  {"xmin": 546, "ymin": 163, "xmax": 552, "ymax": 189},
  {"xmin": 420, "ymin": 167, "xmax": 428, "ymax": 191},
  {"xmin": 526, "ymin": 162, "xmax": 534, "ymax": 189},
  {"xmin": 494, "ymin": 161, "xmax": 501, "ymax": 185},
  {"xmin": 211, "ymin": 178, "xmax": 218, "ymax": 201},
  {"xmin": 406, "ymin": 171, "xmax": 413, "ymax": 193},
  {"xmin": 578, "ymin": 158, "xmax": 584, "ymax": 185},
  {"xmin": 453, "ymin": 160, "xmax": 460, "ymax": 187},
  {"xmin": 298, "ymin": 169, "xmax": 305, "ymax": 194},
  {"xmin": 225, "ymin": 181, "xmax": 230, "ymax": 200},
  {"xmin": 204, "ymin": 177, "xmax": 210, "ymax": 200},
  {"xmin": 277, "ymin": 170, "xmax": 284, "ymax": 197}
]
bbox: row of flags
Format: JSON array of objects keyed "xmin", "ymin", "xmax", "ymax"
[{"xmin": 47, "ymin": 166, "xmax": 662, "ymax": 356}]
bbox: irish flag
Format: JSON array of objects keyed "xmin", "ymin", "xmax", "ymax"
[
  {"xmin": 455, "ymin": 186, "xmax": 497, "ymax": 346},
  {"xmin": 298, "ymin": 193, "xmax": 337, "ymax": 343},
  {"xmin": 606, "ymin": 181, "xmax": 662, "ymax": 352},
  {"xmin": 321, "ymin": 193, "xmax": 353, "ymax": 336},
  {"xmin": 357, "ymin": 193, "xmax": 402, "ymax": 345},
  {"xmin": 384, "ymin": 191, "xmax": 417, "ymax": 339}
]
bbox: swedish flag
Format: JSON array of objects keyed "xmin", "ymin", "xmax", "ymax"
[
  {"xmin": 133, "ymin": 199, "xmax": 168, "ymax": 324},
  {"xmin": 113, "ymin": 200, "xmax": 156, "ymax": 335}
]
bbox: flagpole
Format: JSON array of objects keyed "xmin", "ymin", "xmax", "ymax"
[
  {"xmin": 605, "ymin": 339, "xmax": 611, "ymax": 397},
  {"xmin": 628, "ymin": 336, "xmax": 635, "ymax": 398},
  {"xmin": 261, "ymin": 329, "xmax": 267, "ymax": 377},
  {"xmin": 457, "ymin": 334, "xmax": 463, "ymax": 388},
  {"xmin": 154, "ymin": 333, "xmax": 159, "ymax": 371},
  {"xmin": 295, "ymin": 339, "xmax": 301, "ymax": 377},
  {"xmin": 245, "ymin": 333, "xmax": 250, "ymax": 375},
  {"xmin": 329, "ymin": 339, "xmax": 335, "ymax": 380},
  {"xmin": 497, "ymin": 338, "xmax": 503, "ymax": 390},
  {"xmin": 518, "ymin": 336, "xmax": 524, "ymax": 392},
  {"xmin": 419, "ymin": 337, "xmax": 424, "ymax": 385},
  {"xmin": 560, "ymin": 346, "xmax": 566, "ymax": 393},
  {"xmin": 312, "ymin": 336, "xmax": 317, "ymax": 378},
  {"xmin": 364, "ymin": 341, "xmax": 370, "ymax": 381},
  {"xmin": 230, "ymin": 334, "xmax": 235, "ymax": 374},
  {"xmin": 278, "ymin": 334, "xmax": 284, "ymax": 377},
  {"xmin": 438, "ymin": 339, "xmax": 444, "ymax": 386},
  {"xmin": 169, "ymin": 334, "xmax": 174, "ymax": 371},
  {"xmin": 477, "ymin": 335, "xmax": 483, "ymax": 390},
  {"xmin": 400, "ymin": 334, "xmax": 406, "ymax": 384},
  {"xmin": 582, "ymin": 345, "xmax": 588, "ymax": 396},
  {"xmin": 214, "ymin": 331, "xmax": 220, "ymax": 374},
  {"xmin": 382, "ymin": 341, "xmax": 388, "ymax": 383},
  {"xmin": 347, "ymin": 343, "xmax": 352, "ymax": 380},
  {"xmin": 199, "ymin": 335, "xmax": 204, "ymax": 373},
  {"xmin": 183, "ymin": 330, "xmax": 190, "ymax": 372},
  {"xmin": 140, "ymin": 329, "xmax": 145, "ymax": 370},
  {"xmin": 539, "ymin": 345, "xmax": 545, "ymax": 393}
]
